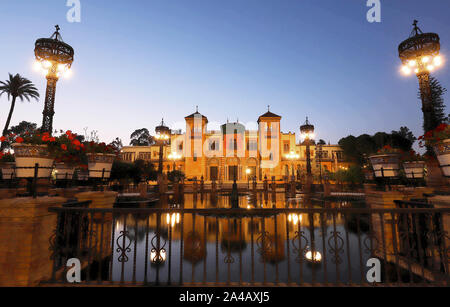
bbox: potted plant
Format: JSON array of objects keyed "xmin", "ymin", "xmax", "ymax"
[
  {"xmin": 368, "ymin": 145, "xmax": 402, "ymax": 178},
  {"xmin": 0, "ymin": 151, "xmax": 15, "ymax": 180},
  {"xmin": 84, "ymin": 141, "xmax": 117, "ymax": 179},
  {"xmin": 1, "ymin": 131, "xmax": 57, "ymax": 178},
  {"xmin": 53, "ymin": 130, "xmax": 86, "ymax": 180},
  {"xmin": 401, "ymin": 150, "xmax": 426, "ymax": 179},
  {"xmin": 419, "ymin": 123, "xmax": 450, "ymax": 177}
]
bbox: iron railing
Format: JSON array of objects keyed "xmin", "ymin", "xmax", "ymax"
[{"xmin": 45, "ymin": 204, "xmax": 449, "ymax": 286}]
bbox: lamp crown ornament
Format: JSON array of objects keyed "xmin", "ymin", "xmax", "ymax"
[{"xmin": 300, "ymin": 116, "xmax": 315, "ymax": 135}]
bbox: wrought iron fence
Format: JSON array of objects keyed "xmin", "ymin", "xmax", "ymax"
[{"xmin": 45, "ymin": 204, "xmax": 449, "ymax": 286}]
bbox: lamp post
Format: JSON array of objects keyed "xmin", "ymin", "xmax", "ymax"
[
  {"xmin": 301, "ymin": 117, "xmax": 315, "ymax": 192},
  {"xmin": 398, "ymin": 20, "xmax": 443, "ymax": 140},
  {"xmin": 168, "ymin": 152, "xmax": 182, "ymax": 172},
  {"xmin": 316, "ymin": 144, "xmax": 325, "ymax": 185},
  {"xmin": 246, "ymin": 168, "xmax": 251, "ymax": 189},
  {"xmin": 285, "ymin": 151, "xmax": 300, "ymax": 181},
  {"xmin": 155, "ymin": 119, "xmax": 170, "ymax": 175},
  {"xmin": 34, "ymin": 25, "xmax": 74, "ymax": 133}
]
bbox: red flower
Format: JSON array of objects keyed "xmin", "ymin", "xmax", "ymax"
[
  {"xmin": 61, "ymin": 144, "xmax": 68, "ymax": 151},
  {"xmin": 0, "ymin": 136, "xmax": 6, "ymax": 142},
  {"xmin": 16, "ymin": 137, "xmax": 24, "ymax": 144},
  {"xmin": 436, "ymin": 124, "xmax": 448, "ymax": 132},
  {"xmin": 72, "ymin": 139, "xmax": 81, "ymax": 147}
]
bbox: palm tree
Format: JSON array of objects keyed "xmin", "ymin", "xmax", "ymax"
[{"xmin": 0, "ymin": 73, "xmax": 39, "ymax": 149}]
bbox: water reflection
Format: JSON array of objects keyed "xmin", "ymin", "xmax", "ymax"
[{"xmin": 108, "ymin": 193, "xmax": 371, "ymax": 284}]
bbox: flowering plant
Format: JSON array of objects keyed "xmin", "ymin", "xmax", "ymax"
[
  {"xmin": 0, "ymin": 130, "xmax": 56, "ymax": 146},
  {"xmin": 419, "ymin": 124, "xmax": 450, "ymax": 147},
  {"xmin": 0, "ymin": 152, "xmax": 15, "ymax": 163},
  {"xmin": 376, "ymin": 145, "xmax": 402, "ymax": 155},
  {"xmin": 401, "ymin": 150, "xmax": 426, "ymax": 162},
  {"xmin": 1, "ymin": 130, "xmax": 89, "ymax": 167},
  {"xmin": 84, "ymin": 141, "xmax": 118, "ymax": 155},
  {"xmin": 52, "ymin": 130, "xmax": 87, "ymax": 167}
]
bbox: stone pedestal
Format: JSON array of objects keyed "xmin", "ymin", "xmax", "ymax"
[
  {"xmin": 426, "ymin": 159, "xmax": 448, "ymax": 188},
  {"xmin": 304, "ymin": 174, "xmax": 313, "ymax": 194},
  {"xmin": 138, "ymin": 183, "xmax": 147, "ymax": 198},
  {"xmin": 0, "ymin": 197, "xmax": 67, "ymax": 286},
  {"xmin": 290, "ymin": 181, "xmax": 296, "ymax": 197},
  {"xmin": 75, "ymin": 191, "xmax": 118, "ymax": 209},
  {"xmin": 75, "ymin": 191, "xmax": 118, "ymax": 221},
  {"xmin": 157, "ymin": 173, "xmax": 168, "ymax": 195}
]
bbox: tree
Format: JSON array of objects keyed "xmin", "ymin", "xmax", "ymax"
[
  {"xmin": 317, "ymin": 139, "xmax": 326, "ymax": 145},
  {"xmin": 420, "ymin": 76, "xmax": 447, "ymax": 132},
  {"xmin": 109, "ymin": 137, "xmax": 123, "ymax": 152},
  {"xmin": 339, "ymin": 128, "xmax": 416, "ymax": 166},
  {"xmin": 110, "ymin": 159, "xmax": 157, "ymax": 184},
  {"xmin": 168, "ymin": 170, "xmax": 186, "ymax": 183},
  {"xmin": 133, "ymin": 159, "xmax": 157, "ymax": 183},
  {"xmin": 130, "ymin": 128, "xmax": 155, "ymax": 146},
  {"xmin": 391, "ymin": 127, "xmax": 416, "ymax": 151},
  {"xmin": 0, "ymin": 74, "xmax": 39, "ymax": 149}
]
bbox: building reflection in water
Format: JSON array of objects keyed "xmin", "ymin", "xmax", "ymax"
[{"xmin": 108, "ymin": 193, "xmax": 369, "ymax": 284}]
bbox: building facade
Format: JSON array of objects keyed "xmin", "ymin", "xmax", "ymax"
[{"xmin": 120, "ymin": 110, "xmax": 350, "ymax": 182}]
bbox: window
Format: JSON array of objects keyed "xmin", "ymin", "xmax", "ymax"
[
  {"xmin": 248, "ymin": 140, "xmax": 257, "ymax": 151},
  {"xmin": 283, "ymin": 142, "xmax": 290, "ymax": 153},
  {"xmin": 178, "ymin": 142, "xmax": 183, "ymax": 151},
  {"xmin": 210, "ymin": 166, "xmax": 218, "ymax": 181},
  {"xmin": 210, "ymin": 140, "xmax": 218, "ymax": 151}
]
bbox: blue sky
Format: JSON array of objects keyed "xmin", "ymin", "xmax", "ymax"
[{"xmin": 0, "ymin": 0, "xmax": 449, "ymax": 146}]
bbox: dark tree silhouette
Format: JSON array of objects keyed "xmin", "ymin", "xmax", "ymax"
[
  {"xmin": 130, "ymin": 128, "xmax": 155, "ymax": 146},
  {"xmin": 420, "ymin": 76, "xmax": 447, "ymax": 132},
  {"xmin": 339, "ymin": 127, "xmax": 416, "ymax": 166},
  {"xmin": 0, "ymin": 74, "xmax": 39, "ymax": 149},
  {"xmin": 109, "ymin": 137, "xmax": 123, "ymax": 151}
]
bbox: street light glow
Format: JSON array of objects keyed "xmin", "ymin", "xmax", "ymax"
[
  {"xmin": 433, "ymin": 55, "xmax": 443, "ymax": 66},
  {"xmin": 422, "ymin": 56, "xmax": 430, "ymax": 63},
  {"xmin": 408, "ymin": 60, "xmax": 416, "ymax": 67},
  {"xmin": 401, "ymin": 65, "xmax": 411, "ymax": 75}
]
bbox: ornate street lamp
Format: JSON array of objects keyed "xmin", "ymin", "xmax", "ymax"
[
  {"xmin": 285, "ymin": 151, "xmax": 300, "ymax": 180},
  {"xmin": 398, "ymin": 20, "xmax": 443, "ymax": 135},
  {"xmin": 34, "ymin": 25, "xmax": 74, "ymax": 133},
  {"xmin": 246, "ymin": 168, "xmax": 252, "ymax": 189},
  {"xmin": 155, "ymin": 119, "xmax": 170, "ymax": 174},
  {"xmin": 301, "ymin": 117, "xmax": 315, "ymax": 190},
  {"xmin": 168, "ymin": 151, "xmax": 182, "ymax": 172}
]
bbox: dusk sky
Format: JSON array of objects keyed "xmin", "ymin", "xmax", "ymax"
[{"xmin": 1, "ymin": 0, "xmax": 449, "ymax": 147}]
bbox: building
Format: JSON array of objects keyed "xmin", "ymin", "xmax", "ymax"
[{"xmin": 120, "ymin": 109, "xmax": 350, "ymax": 182}]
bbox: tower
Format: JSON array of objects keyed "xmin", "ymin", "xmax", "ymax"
[
  {"xmin": 258, "ymin": 107, "xmax": 282, "ymax": 179},
  {"xmin": 184, "ymin": 108, "xmax": 208, "ymax": 179}
]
